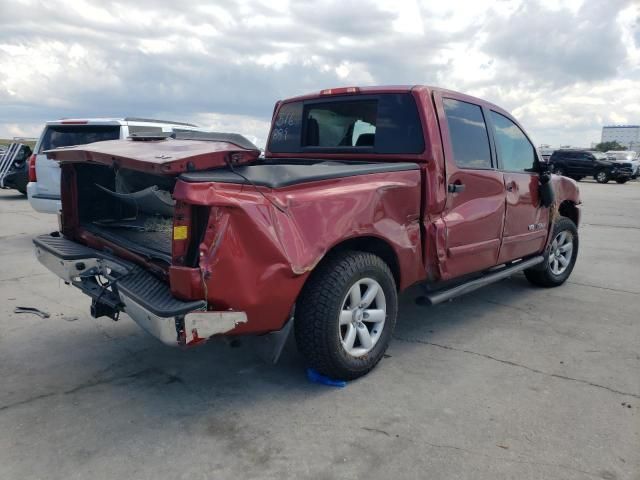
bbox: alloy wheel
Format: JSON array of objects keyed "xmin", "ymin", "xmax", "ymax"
[
  {"xmin": 339, "ymin": 278, "xmax": 386, "ymax": 357},
  {"xmin": 548, "ymin": 230, "xmax": 574, "ymax": 275}
]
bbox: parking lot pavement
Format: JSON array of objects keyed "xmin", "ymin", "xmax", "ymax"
[{"xmin": 0, "ymin": 181, "xmax": 638, "ymax": 480}]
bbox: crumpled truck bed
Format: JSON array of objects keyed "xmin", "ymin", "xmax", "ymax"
[{"xmin": 171, "ymin": 162, "xmax": 425, "ymax": 335}]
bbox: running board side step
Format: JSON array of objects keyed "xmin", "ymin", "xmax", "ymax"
[{"xmin": 422, "ymin": 256, "xmax": 545, "ymax": 306}]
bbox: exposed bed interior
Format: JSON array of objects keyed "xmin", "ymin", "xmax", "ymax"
[
  {"xmin": 75, "ymin": 164, "xmax": 176, "ymax": 262},
  {"xmin": 73, "ymin": 159, "xmax": 420, "ymax": 262}
]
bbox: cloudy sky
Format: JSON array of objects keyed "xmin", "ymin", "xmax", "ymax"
[{"xmin": 0, "ymin": 0, "xmax": 638, "ymax": 148}]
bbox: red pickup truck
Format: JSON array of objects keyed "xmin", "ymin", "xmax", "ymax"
[{"xmin": 34, "ymin": 85, "xmax": 581, "ymax": 379}]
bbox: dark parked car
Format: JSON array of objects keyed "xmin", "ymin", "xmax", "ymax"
[
  {"xmin": 0, "ymin": 143, "xmax": 32, "ymax": 194},
  {"xmin": 549, "ymin": 149, "xmax": 633, "ymax": 184}
]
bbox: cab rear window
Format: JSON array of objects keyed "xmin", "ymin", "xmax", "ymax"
[
  {"xmin": 268, "ymin": 93, "xmax": 424, "ymax": 154},
  {"xmin": 40, "ymin": 125, "xmax": 120, "ymax": 152}
]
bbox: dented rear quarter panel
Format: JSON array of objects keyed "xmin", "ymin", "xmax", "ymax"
[{"xmin": 172, "ymin": 169, "xmax": 424, "ymax": 335}]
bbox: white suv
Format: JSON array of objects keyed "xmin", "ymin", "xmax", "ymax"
[
  {"xmin": 605, "ymin": 150, "xmax": 639, "ymax": 179},
  {"xmin": 27, "ymin": 117, "xmax": 205, "ymax": 214}
]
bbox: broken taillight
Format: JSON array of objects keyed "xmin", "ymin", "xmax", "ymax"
[
  {"xmin": 28, "ymin": 154, "xmax": 37, "ymax": 182},
  {"xmin": 172, "ymin": 202, "xmax": 190, "ymax": 264},
  {"xmin": 171, "ymin": 204, "xmax": 211, "ymax": 267}
]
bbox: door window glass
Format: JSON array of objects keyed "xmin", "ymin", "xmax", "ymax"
[
  {"xmin": 490, "ymin": 111, "xmax": 537, "ymax": 172},
  {"xmin": 443, "ymin": 98, "xmax": 492, "ymax": 169}
]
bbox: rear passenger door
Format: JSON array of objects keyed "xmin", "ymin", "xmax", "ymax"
[
  {"xmin": 564, "ymin": 152, "xmax": 579, "ymax": 175},
  {"xmin": 488, "ymin": 111, "xmax": 549, "ymax": 263},
  {"xmin": 435, "ymin": 94, "xmax": 506, "ymax": 279},
  {"xmin": 579, "ymin": 153, "xmax": 596, "ymax": 176}
]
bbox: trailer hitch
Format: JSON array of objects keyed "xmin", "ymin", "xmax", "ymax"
[{"xmin": 90, "ymin": 299, "xmax": 120, "ymax": 321}]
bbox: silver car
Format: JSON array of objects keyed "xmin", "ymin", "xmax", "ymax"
[{"xmin": 605, "ymin": 150, "xmax": 639, "ymax": 179}]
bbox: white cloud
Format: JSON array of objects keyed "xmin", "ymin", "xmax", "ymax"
[
  {"xmin": 0, "ymin": 0, "xmax": 638, "ymax": 148},
  {"xmin": 189, "ymin": 112, "xmax": 272, "ymax": 148}
]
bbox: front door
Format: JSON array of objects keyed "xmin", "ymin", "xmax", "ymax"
[
  {"xmin": 570, "ymin": 152, "xmax": 592, "ymax": 176},
  {"xmin": 434, "ymin": 93, "xmax": 506, "ymax": 280},
  {"xmin": 580, "ymin": 153, "xmax": 598, "ymax": 176},
  {"xmin": 566, "ymin": 152, "xmax": 581, "ymax": 176},
  {"xmin": 487, "ymin": 110, "xmax": 549, "ymax": 263}
]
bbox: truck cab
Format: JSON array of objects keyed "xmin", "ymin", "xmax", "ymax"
[
  {"xmin": 33, "ymin": 85, "xmax": 581, "ymax": 380},
  {"xmin": 266, "ymin": 86, "xmax": 580, "ymax": 281}
]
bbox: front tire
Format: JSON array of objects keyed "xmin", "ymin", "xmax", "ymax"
[
  {"xmin": 615, "ymin": 178, "xmax": 628, "ymax": 184},
  {"xmin": 295, "ymin": 250, "xmax": 398, "ymax": 380},
  {"xmin": 525, "ymin": 216, "xmax": 578, "ymax": 287},
  {"xmin": 595, "ymin": 170, "xmax": 610, "ymax": 183}
]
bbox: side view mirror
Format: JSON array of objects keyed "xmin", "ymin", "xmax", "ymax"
[
  {"xmin": 539, "ymin": 172, "xmax": 555, "ymax": 208},
  {"xmin": 536, "ymin": 160, "xmax": 551, "ymax": 174}
]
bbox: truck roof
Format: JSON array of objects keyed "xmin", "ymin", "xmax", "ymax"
[
  {"xmin": 280, "ymin": 85, "xmax": 417, "ymax": 103},
  {"xmin": 279, "ymin": 85, "xmax": 511, "ymax": 117},
  {"xmin": 46, "ymin": 117, "xmax": 198, "ymax": 127}
]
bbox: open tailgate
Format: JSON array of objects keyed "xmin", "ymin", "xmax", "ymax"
[{"xmin": 45, "ymin": 132, "xmax": 260, "ymax": 174}]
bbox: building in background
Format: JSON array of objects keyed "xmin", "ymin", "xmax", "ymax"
[{"xmin": 601, "ymin": 125, "xmax": 640, "ymax": 150}]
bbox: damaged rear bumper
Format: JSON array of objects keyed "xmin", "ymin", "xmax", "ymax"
[{"xmin": 33, "ymin": 233, "xmax": 247, "ymax": 346}]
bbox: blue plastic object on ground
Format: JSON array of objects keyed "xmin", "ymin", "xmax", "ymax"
[{"xmin": 306, "ymin": 368, "xmax": 347, "ymax": 388}]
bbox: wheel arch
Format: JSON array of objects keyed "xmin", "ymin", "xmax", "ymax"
[
  {"xmin": 313, "ymin": 236, "xmax": 402, "ymax": 290},
  {"xmin": 558, "ymin": 200, "xmax": 580, "ymax": 227}
]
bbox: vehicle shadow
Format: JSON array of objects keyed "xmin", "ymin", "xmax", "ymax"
[
  {"xmin": 71, "ymin": 275, "xmax": 535, "ymax": 382},
  {"xmin": 1, "ymin": 273, "xmax": 546, "ymax": 440},
  {"xmin": 0, "ymin": 191, "xmax": 27, "ymax": 200},
  {"xmin": 394, "ymin": 274, "xmax": 537, "ymax": 341}
]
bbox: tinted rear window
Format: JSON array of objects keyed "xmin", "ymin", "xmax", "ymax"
[
  {"xmin": 268, "ymin": 93, "xmax": 424, "ymax": 154},
  {"xmin": 40, "ymin": 125, "xmax": 120, "ymax": 152}
]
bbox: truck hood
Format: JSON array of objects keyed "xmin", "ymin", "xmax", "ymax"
[{"xmin": 45, "ymin": 134, "xmax": 260, "ymax": 175}]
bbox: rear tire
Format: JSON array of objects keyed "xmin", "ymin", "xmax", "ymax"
[
  {"xmin": 595, "ymin": 170, "xmax": 609, "ymax": 183},
  {"xmin": 295, "ymin": 250, "xmax": 398, "ymax": 380},
  {"xmin": 525, "ymin": 216, "xmax": 578, "ymax": 288}
]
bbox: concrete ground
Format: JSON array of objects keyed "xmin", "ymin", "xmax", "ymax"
[{"xmin": 0, "ymin": 180, "xmax": 638, "ymax": 480}]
